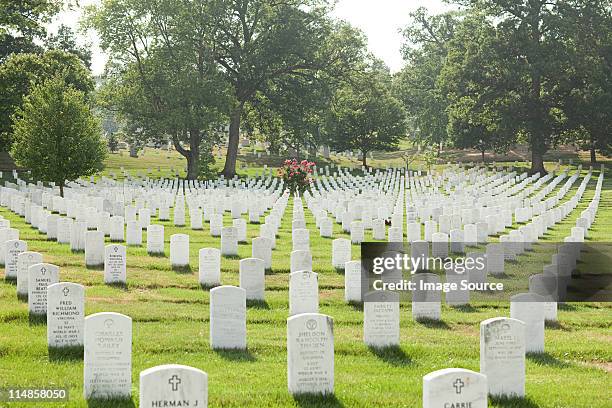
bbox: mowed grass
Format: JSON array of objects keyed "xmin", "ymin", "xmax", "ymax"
[{"xmin": 0, "ymin": 164, "xmax": 611, "ymax": 407}]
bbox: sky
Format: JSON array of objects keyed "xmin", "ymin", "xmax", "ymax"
[{"xmin": 49, "ymin": 0, "xmax": 453, "ymax": 76}]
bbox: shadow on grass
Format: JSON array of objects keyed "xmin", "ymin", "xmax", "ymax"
[
  {"xmin": 16, "ymin": 293, "xmax": 28, "ymax": 302},
  {"xmin": 28, "ymin": 313, "xmax": 46, "ymax": 326},
  {"xmin": 223, "ymin": 254, "xmax": 241, "ymax": 260},
  {"xmin": 172, "ymin": 265, "xmax": 193, "ymax": 274},
  {"xmin": 293, "ymin": 393, "xmax": 344, "ymax": 408},
  {"xmin": 334, "ymin": 267, "xmax": 345, "ymax": 275},
  {"xmin": 49, "ymin": 345, "xmax": 83, "ymax": 362},
  {"xmin": 200, "ymin": 282, "xmax": 220, "ymax": 290},
  {"xmin": 450, "ymin": 304, "xmax": 478, "ymax": 313},
  {"xmin": 4, "ymin": 277, "xmax": 16, "ymax": 285},
  {"xmin": 71, "ymin": 249, "xmax": 85, "ymax": 254},
  {"xmin": 368, "ymin": 345, "xmax": 413, "ymax": 366},
  {"xmin": 527, "ymin": 352, "xmax": 572, "ymax": 368},
  {"xmin": 87, "ymin": 397, "xmax": 135, "ymax": 408},
  {"xmin": 347, "ymin": 301, "xmax": 363, "ymax": 311},
  {"xmin": 86, "ymin": 264, "xmax": 104, "ymax": 271},
  {"xmin": 147, "ymin": 251, "xmax": 166, "ymax": 257},
  {"xmin": 545, "ymin": 320, "xmax": 569, "ymax": 330},
  {"xmin": 489, "ymin": 395, "xmax": 540, "ymax": 408},
  {"xmin": 246, "ymin": 299, "xmax": 270, "ymax": 309},
  {"xmin": 416, "ymin": 318, "xmax": 451, "ymax": 330},
  {"xmin": 213, "ymin": 348, "xmax": 257, "ymax": 362},
  {"xmin": 106, "ymin": 281, "xmax": 129, "ymax": 291}
]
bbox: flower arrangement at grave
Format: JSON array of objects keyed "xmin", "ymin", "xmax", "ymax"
[{"xmin": 278, "ymin": 159, "xmax": 315, "ymax": 195}]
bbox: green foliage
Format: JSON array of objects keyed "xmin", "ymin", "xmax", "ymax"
[
  {"xmin": 107, "ymin": 132, "xmax": 119, "ymax": 153},
  {"xmin": 395, "ymin": 8, "xmax": 460, "ymax": 147},
  {"xmin": 10, "ymin": 77, "xmax": 106, "ymax": 195},
  {"xmin": 198, "ymin": 139, "xmax": 217, "ymax": 180},
  {"xmin": 46, "ymin": 24, "xmax": 92, "ymax": 68},
  {"xmin": 326, "ymin": 61, "xmax": 407, "ymax": 166},
  {"xmin": 0, "ymin": 50, "xmax": 94, "ymax": 151},
  {"xmin": 0, "ymin": 0, "xmax": 61, "ymax": 61}
]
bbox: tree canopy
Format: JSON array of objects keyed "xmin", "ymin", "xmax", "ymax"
[{"xmin": 11, "ymin": 76, "xmax": 106, "ymax": 196}]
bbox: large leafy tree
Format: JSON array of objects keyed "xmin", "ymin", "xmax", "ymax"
[
  {"xmin": 208, "ymin": 0, "xmax": 364, "ymax": 177},
  {"xmin": 443, "ymin": 0, "xmax": 574, "ymax": 174},
  {"xmin": 555, "ymin": 0, "xmax": 612, "ymax": 164},
  {"xmin": 395, "ymin": 8, "xmax": 460, "ymax": 149},
  {"xmin": 86, "ymin": 0, "xmax": 229, "ymax": 179},
  {"xmin": 0, "ymin": 50, "xmax": 94, "ymax": 151},
  {"xmin": 47, "ymin": 24, "xmax": 92, "ymax": 68},
  {"xmin": 0, "ymin": 0, "xmax": 61, "ymax": 61},
  {"xmin": 11, "ymin": 76, "xmax": 106, "ymax": 197},
  {"xmin": 326, "ymin": 61, "xmax": 407, "ymax": 167}
]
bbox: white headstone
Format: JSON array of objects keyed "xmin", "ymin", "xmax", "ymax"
[
  {"xmin": 423, "ymin": 368, "xmax": 487, "ymax": 408},
  {"xmin": 170, "ymin": 234, "xmax": 190, "ymax": 267},
  {"xmin": 289, "ymin": 271, "xmax": 319, "ymax": 316},
  {"xmin": 239, "ymin": 258, "xmax": 265, "ymax": 300},
  {"xmin": 104, "ymin": 244, "xmax": 127, "ymax": 284},
  {"xmin": 83, "ymin": 312, "xmax": 132, "ymax": 399},
  {"xmin": 209, "ymin": 285, "xmax": 246, "ymax": 350},
  {"xmin": 47, "ymin": 282, "xmax": 85, "ymax": 348},
  {"xmin": 510, "ymin": 293, "xmax": 545, "ymax": 353},
  {"xmin": 28, "ymin": 263, "xmax": 60, "ymax": 315},
  {"xmin": 199, "ymin": 248, "xmax": 221, "ymax": 287},
  {"xmin": 287, "ymin": 313, "xmax": 334, "ymax": 395},
  {"xmin": 85, "ymin": 231, "xmax": 105, "ymax": 267},
  {"xmin": 221, "ymin": 226, "xmax": 238, "ymax": 256},
  {"xmin": 139, "ymin": 364, "xmax": 208, "ymax": 408},
  {"xmin": 363, "ymin": 291, "xmax": 400, "ymax": 347},
  {"xmin": 16, "ymin": 251, "xmax": 43, "ymax": 299},
  {"xmin": 146, "ymin": 224, "xmax": 165, "ymax": 255},
  {"xmin": 332, "ymin": 238, "xmax": 351, "ymax": 270}
]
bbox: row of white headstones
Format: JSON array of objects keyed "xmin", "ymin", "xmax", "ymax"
[{"xmin": 0, "ymin": 164, "xmax": 603, "ymax": 406}]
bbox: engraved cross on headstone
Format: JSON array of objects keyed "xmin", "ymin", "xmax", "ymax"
[
  {"xmin": 62, "ymin": 287, "xmax": 70, "ymax": 296},
  {"xmin": 168, "ymin": 374, "xmax": 181, "ymax": 391},
  {"xmin": 453, "ymin": 378, "xmax": 464, "ymax": 394}
]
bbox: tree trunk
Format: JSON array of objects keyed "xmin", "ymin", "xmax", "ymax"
[
  {"xmin": 590, "ymin": 135, "xmax": 597, "ymax": 164},
  {"xmin": 222, "ymin": 105, "xmax": 243, "ymax": 178},
  {"xmin": 129, "ymin": 145, "xmax": 138, "ymax": 158},
  {"xmin": 481, "ymin": 149, "xmax": 486, "ymax": 163},
  {"xmin": 361, "ymin": 151, "xmax": 368, "ymax": 168},
  {"xmin": 59, "ymin": 182, "xmax": 64, "ymax": 198},
  {"xmin": 530, "ymin": 148, "xmax": 546, "ymax": 175},
  {"xmin": 186, "ymin": 129, "xmax": 200, "ymax": 180}
]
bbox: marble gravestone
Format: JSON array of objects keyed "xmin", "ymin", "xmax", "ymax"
[
  {"xmin": 289, "ymin": 271, "xmax": 319, "ymax": 316},
  {"xmin": 146, "ymin": 224, "xmax": 165, "ymax": 255},
  {"xmin": 170, "ymin": 234, "xmax": 190, "ymax": 268},
  {"xmin": 199, "ymin": 248, "xmax": 221, "ymax": 287},
  {"xmin": 83, "ymin": 312, "xmax": 132, "ymax": 399},
  {"xmin": 139, "ymin": 364, "xmax": 208, "ymax": 408},
  {"xmin": 233, "ymin": 218, "xmax": 247, "ymax": 243},
  {"xmin": 126, "ymin": 220, "xmax": 142, "ymax": 246},
  {"xmin": 344, "ymin": 260, "xmax": 363, "ymax": 303},
  {"xmin": 104, "ymin": 244, "xmax": 127, "ymax": 284},
  {"xmin": 292, "ymin": 228, "xmax": 310, "ymax": 251},
  {"xmin": 252, "ymin": 237, "xmax": 272, "ymax": 270},
  {"xmin": 220, "ymin": 226, "xmax": 238, "ymax": 256},
  {"xmin": 47, "ymin": 282, "xmax": 85, "ymax": 348},
  {"xmin": 57, "ymin": 217, "xmax": 73, "ymax": 244},
  {"xmin": 85, "ymin": 231, "xmax": 105, "ymax": 267},
  {"xmin": 70, "ymin": 221, "xmax": 87, "ymax": 252},
  {"xmin": 423, "ymin": 368, "xmax": 487, "ymax": 408},
  {"xmin": 16, "ymin": 251, "xmax": 43, "ymax": 299},
  {"xmin": 331, "ymin": 238, "xmax": 351, "ymax": 270},
  {"xmin": 209, "ymin": 285, "xmax": 247, "ymax": 350},
  {"xmin": 510, "ymin": 293, "xmax": 545, "ymax": 353},
  {"xmin": 290, "ymin": 250, "xmax": 312, "ymax": 274},
  {"xmin": 480, "ymin": 317, "xmax": 525, "ymax": 397},
  {"xmin": 239, "ymin": 258, "xmax": 265, "ymax": 300},
  {"xmin": 287, "ymin": 313, "xmax": 334, "ymax": 395},
  {"xmin": 5, "ymin": 239, "xmax": 27, "ymax": 280},
  {"xmin": 363, "ymin": 291, "xmax": 400, "ymax": 347},
  {"xmin": 411, "ymin": 273, "xmax": 442, "ymax": 321},
  {"xmin": 28, "ymin": 263, "xmax": 60, "ymax": 316}
]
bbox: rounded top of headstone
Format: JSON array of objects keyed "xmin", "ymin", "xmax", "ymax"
[
  {"xmin": 480, "ymin": 316, "xmax": 525, "ymax": 328},
  {"xmin": 140, "ymin": 364, "xmax": 207, "ymax": 379}
]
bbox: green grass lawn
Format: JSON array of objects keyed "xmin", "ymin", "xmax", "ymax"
[{"xmin": 0, "ymin": 160, "xmax": 610, "ymax": 407}]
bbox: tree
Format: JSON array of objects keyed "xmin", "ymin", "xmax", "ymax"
[
  {"xmin": 208, "ymin": 0, "xmax": 365, "ymax": 177},
  {"xmin": 10, "ymin": 77, "xmax": 106, "ymax": 197},
  {"xmin": 86, "ymin": 0, "xmax": 229, "ymax": 179},
  {"xmin": 0, "ymin": 50, "xmax": 94, "ymax": 151},
  {"xmin": 395, "ymin": 8, "xmax": 460, "ymax": 149},
  {"xmin": 47, "ymin": 24, "xmax": 92, "ymax": 68},
  {"xmin": 0, "ymin": 0, "xmax": 61, "ymax": 61},
  {"xmin": 555, "ymin": 0, "xmax": 612, "ymax": 164},
  {"xmin": 443, "ymin": 1, "xmax": 575, "ymax": 175},
  {"xmin": 326, "ymin": 62, "xmax": 407, "ymax": 167}
]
